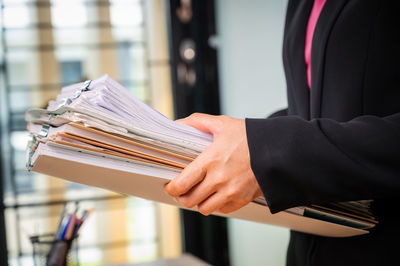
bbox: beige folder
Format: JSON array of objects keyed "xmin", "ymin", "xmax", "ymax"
[{"xmin": 30, "ymin": 142, "xmax": 373, "ymax": 238}]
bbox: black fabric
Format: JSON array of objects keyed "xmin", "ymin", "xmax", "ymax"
[
  {"xmin": 245, "ymin": 0, "xmax": 400, "ymax": 265},
  {"xmin": 267, "ymin": 108, "xmax": 288, "ymax": 118}
]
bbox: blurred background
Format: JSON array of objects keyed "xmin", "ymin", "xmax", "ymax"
[{"xmin": 0, "ymin": 0, "xmax": 289, "ymax": 265}]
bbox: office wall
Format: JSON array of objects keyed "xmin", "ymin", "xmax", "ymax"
[
  {"xmin": 216, "ymin": 0, "xmax": 288, "ymax": 119},
  {"xmin": 216, "ymin": 1, "xmax": 289, "ymax": 266}
]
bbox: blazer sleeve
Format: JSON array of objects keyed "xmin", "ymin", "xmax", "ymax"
[
  {"xmin": 246, "ymin": 113, "xmax": 400, "ymax": 214},
  {"xmin": 267, "ymin": 108, "xmax": 288, "ymax": 118}
]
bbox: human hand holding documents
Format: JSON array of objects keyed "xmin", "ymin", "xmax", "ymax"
[
  {"xmin": 25, "ymin": 74, "xmax": 377, "ymax": 237},
  {"xmin": 164, "ymin": 114, "xmax": 264, "ymax": 216}
]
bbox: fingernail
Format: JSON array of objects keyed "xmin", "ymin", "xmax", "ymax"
[{"xmin": 173, "ymin": 197, "xmax": 179, "ymax": 203}]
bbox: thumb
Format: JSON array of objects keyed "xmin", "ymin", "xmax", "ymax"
[{"xmin": 176, "ymin": 113, "xmax": 221, "ymax": 134}]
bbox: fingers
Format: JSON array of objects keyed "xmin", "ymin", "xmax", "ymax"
[
  {"xmin": 196, "ymin": 192, "xmax": 228, "ymax": 216},
  {"xmin": 177, "ymin": 175, "xmax": 220, "ymax": 208},
  {"xmin": 196, "ymin": 181, "xmax": 256, "ymax": 215},
  {"xmin": 178, "ymin": 189, "xmax": 252, "ymax": 216},
  {"xmin": 164, "ymin": 151, "xmax": 208, "ymax": 197},
  {"xmin": 196, "ymin": 189, "xmax": 253, "ymax": 216},
  {"xmin": 166, "ymin": 114, "xmax": 256, "ymax": 217},
  {"xmin": 176, "ymin": 113, "xmax": 223, "ymax": 134}
]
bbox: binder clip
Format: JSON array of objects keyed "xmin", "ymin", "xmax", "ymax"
[
  {"xmin": 73, "ymin": 79, "xmax": 92, "ymax": 99},
  {"xmin": 57, "ymin": 80, "xmax": 92, "ymax": 111},
  {"xmin": 38, "ymin": 124, "xmax": 51, "ymax": 138}
]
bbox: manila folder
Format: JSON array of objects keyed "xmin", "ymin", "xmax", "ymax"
[{"xmin": 32, "ymin": 149, "xmax": 368, "ymax": 238}]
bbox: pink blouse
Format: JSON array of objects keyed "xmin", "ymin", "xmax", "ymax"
[{"xmin": 305, "ymin": 0, "xmax": 326, "ymax": 89}]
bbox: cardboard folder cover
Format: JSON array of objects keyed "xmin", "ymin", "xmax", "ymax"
[{"xmin": 31, "ymin": 142, "xmax": 370, "ymax": 238}]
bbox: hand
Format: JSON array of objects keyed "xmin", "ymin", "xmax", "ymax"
[{"xmin": 164, "ymin": 113, "xmax": 262, "ymax": 216}]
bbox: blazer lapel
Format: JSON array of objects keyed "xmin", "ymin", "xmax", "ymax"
[
  {"xmin": 310, "ymin": 0, "xmax": 348, "ymax": 118},
  {"xmin": 283, "ymin": 0, "xmax": 313, "ymax": 120}
]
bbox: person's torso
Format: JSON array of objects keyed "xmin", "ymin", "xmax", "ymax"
[
  {"xmin": 283, "ymin": 0, "xmax": 400, "ymax": 121},
  {"xmin": 282, "ymin": 0, "xmax": 400, "ymax": 265}
]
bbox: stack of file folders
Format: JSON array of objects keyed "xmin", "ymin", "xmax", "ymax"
[{"xmin": 25, "ymin": 74, "xmax": 378, "ymax": 237}]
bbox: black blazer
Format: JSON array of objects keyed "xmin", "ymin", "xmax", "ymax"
[{"xmin": 245, "ymin": 0, "xmax": 400, "ymax": 265}]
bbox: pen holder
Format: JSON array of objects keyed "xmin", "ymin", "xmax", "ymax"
[{"xmin": 30, "ymin": 233, "xmax": 78, "ymax": 266}]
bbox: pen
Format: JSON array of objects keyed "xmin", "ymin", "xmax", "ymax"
[{"xmin": 54, "ymin": 204, "xmax": 67, "ymax": 239}]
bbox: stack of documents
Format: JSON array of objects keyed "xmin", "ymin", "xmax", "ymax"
[{"xmin": 26, "ymin": 74, "xmax": 377, "ymax": 237}]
